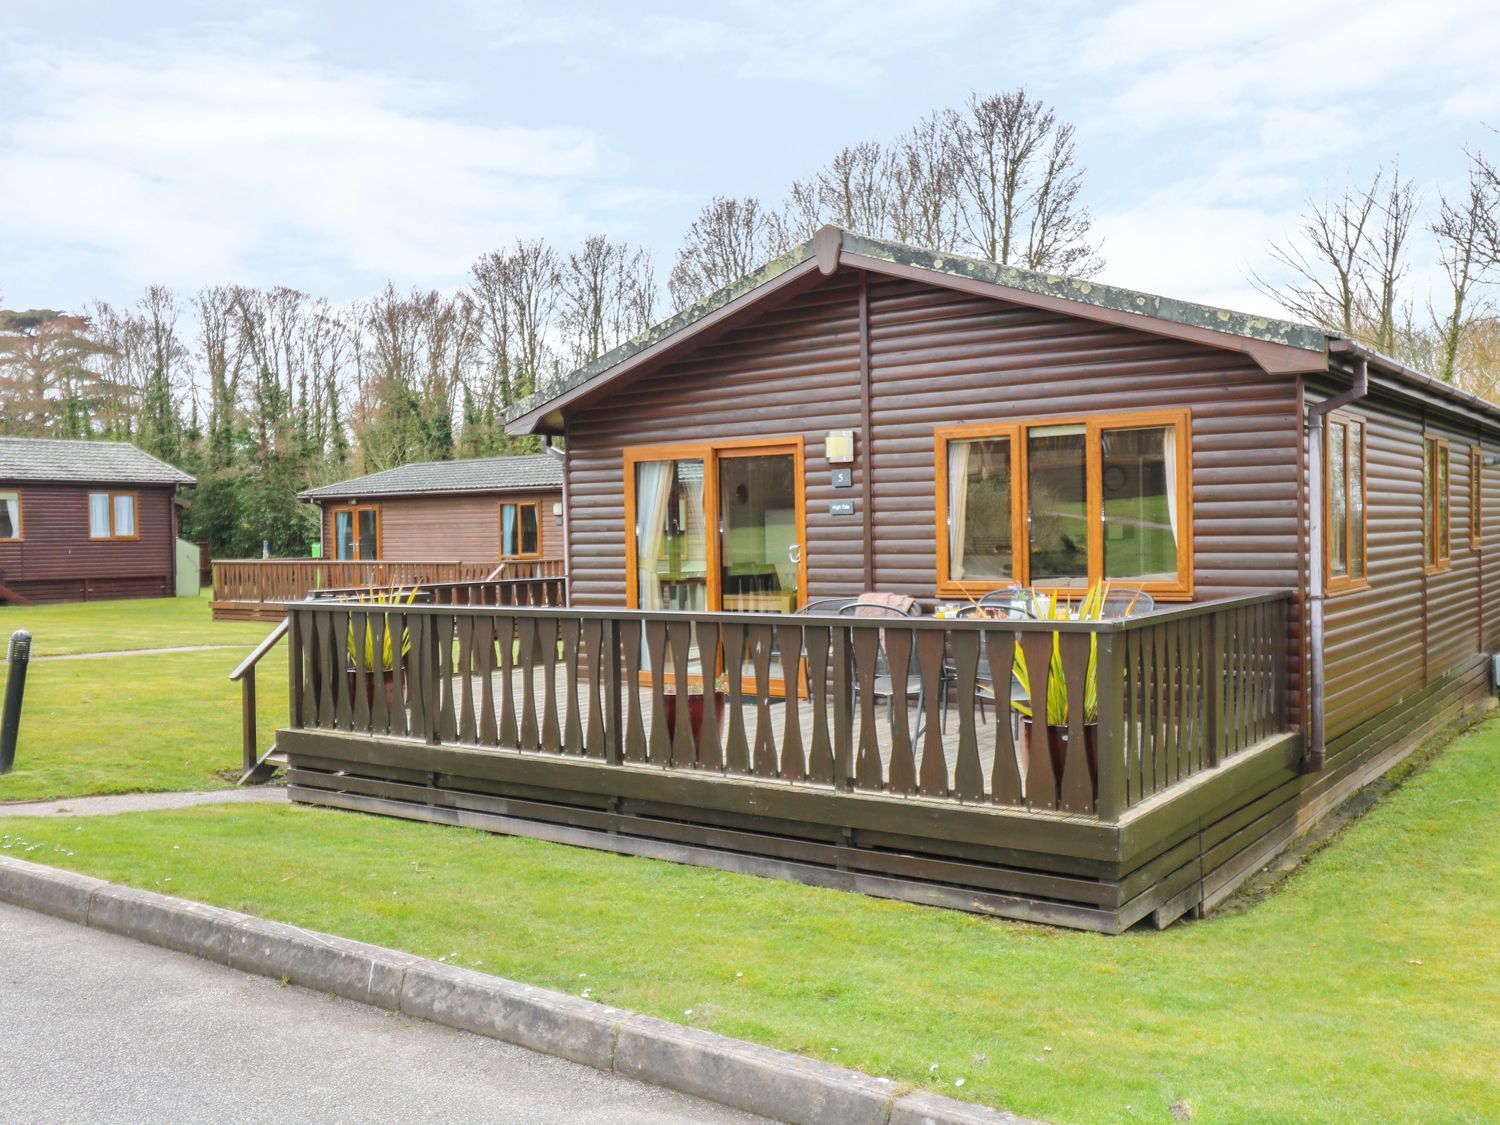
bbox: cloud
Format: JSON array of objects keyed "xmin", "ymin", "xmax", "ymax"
[{"xmin": 0, "ymin": 32, "xmax": 629, "ymax": 305}]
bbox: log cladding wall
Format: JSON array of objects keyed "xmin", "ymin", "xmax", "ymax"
[
  {"xmin": 0, "ymin": 482, "xmax": 176, "ymax": 603},
  {"xmin": 1314, "ymin": 376, "xmax": 1496, "ymax": 742},
  {"xmin": 318, "ymin": 490, "xmax": 563, "ymax": 562},
  {"xmin": 566, "ymin": 269, "xmax": 1303, "ymax": 615},
  {"xmin": 567, "ymin": 274, "xmax": 865, "ymax": 606}
]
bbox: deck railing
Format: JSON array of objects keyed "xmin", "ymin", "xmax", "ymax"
[
  {"xmin": 210, "ymin": 558, "xmax": 566, "ymax": 619},
  {"xmin": 281, "ymin": 590, "xmax": 1292, "ymax": 821}
]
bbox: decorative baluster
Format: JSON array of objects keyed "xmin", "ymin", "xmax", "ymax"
[
  {"xmin": 369, "ymin": 612, "xmax": 389, "ymax": 735},
  {"xmin": 457, "ymin": 615, "xmax": 476, "ymax": 743},
  {"xmin": 916, "ymin": 629, "xmax": 948, "ymax": 797},
  {"xmin": 721, "ymin": 624, "xmax": 749, "ymax": 774},
  {"xmin": 539, "ymin": 616, "xmax": 562, "ymax": 753},
  {"xmin": 951, "ymin": 627, "xmax": 983, "ymax": 802},
  {"xmin": 437, "ymin": 614, "xmax": 458, "ymax": 743},
  {"xmin": 885, "ymin": 626, "xmax": 915, "ymax": 795},
  {"xmin": 777, "ymin": 624, "xmax": 805, "ymax": 782},
  {"xmin": 1163, "ymin": 617, "xmax": 1179, "ymax": 785},
  {"xmin": 561, "ymin": 618, "xmax": 583, "ymax": 755},
  {"xmin": 1019, "ymin": 631, "xmax": 1056, "ymax": 810},
  {"xmin": 315, "ymin": 611, "xmax": 335, "ymax": 729},
  {"xmin": 518, "ymin": 617, "xmax": 539, "ymax": 750},
  {"xmin": 582, "ymin": 618, "xmax": 604, "ymax": 757},
  {"xmin": 668, "ymin": 621, "xmax": 695, "ymax": 768},
  {"xmin": 749, "ymin": 624, "xmax": 776, "ymax": 776},
  {"xmin": 804, "ymin": 625, "xmax": 833, "ymax": 784},
  {"xmin": 621, "ymin": 619, "xmax": 646, "ymax": 763},
  {"xmin": 852, "ymin": 624, "xmax": 883, "ymax": 790},
  {"xmin": 645, "ymin": 621, "xmax": 670, "ymax": 766},
  {"xmin": 476, "ymin": 614, "xmax": 497, "ymax": 745},
  {"xmin": 986, "ymin": 628, "xmax": 1022, "ymax": 806},
  {"xmin": 696, "ymin": 623, "xmax": 724, "ymax": 771},
  {"xmin": 1059, "ymin": 633, "xmax": 1093, "ymax": 814},
  {"xmin": 496, "ymin": 615, "xmax": 517, "ymax": 747},
  {"xmin": 351, "ymin": 610, "xmax": 370, "ymax": 733}
]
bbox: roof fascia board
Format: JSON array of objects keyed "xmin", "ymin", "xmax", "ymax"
[
  {"xmin": 301, "ymin": 484, "xmax": 563, "ymax": 503},
  {"xmin": 838, "ymin": 249, "xmax": 1328, "ymax": 376}
]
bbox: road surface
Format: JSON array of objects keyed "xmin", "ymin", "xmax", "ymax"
[{"xmin": 0, "ymin": 902, "xmax": 765, "ymax": 1124}]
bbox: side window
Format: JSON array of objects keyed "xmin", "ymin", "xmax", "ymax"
[
  {"xmin": 1470, "ymin": 446, "xmax": 1483, "ymax": 549},
  {"xmin": 1326, "ymin": 417, "xmax": 1367, "ymax": 591},
  {"xmin": 1424, "ymin": 436, "xmax": 1451, "ymax": 571},
  {"xmin": 0, "ymin": 491, "xmax": 19, "ymax": 540}
]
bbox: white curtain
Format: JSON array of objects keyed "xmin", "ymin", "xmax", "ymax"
[
  {"xmin": 635, "ymin": 461, "xmax": 674, "ymax": 610},
  {"xmin": 113, "ymin": 495, "xmax": 136, "ymax": 537},
  {"xmin": 948, "ymin": 441, "xmax": 970, "ymax": 580},
  {"xmin": 1162, "ymin": 428, "xmax": 1179, "ymax": 547},
  {"xmin": 0, "ymin": 493, "xmax": 16, "ymax": 539},
  {"xmin": 88, "ymin": 492, "xmax": 111, "ymax": 538}
]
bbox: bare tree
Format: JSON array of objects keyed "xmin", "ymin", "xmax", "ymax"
[
  {"xmin": 1432, "ymin": 150, "xmax": 1500, "ymax": 380},
  {"xmin": 1252, "ymin": 172, "xmax": 1384, "ymax": 337},
  {"xmin": 559, "ymin": 236, "xmax": 658, "ymax": 368},
  {"xmin": 948, "ymin": 90, "xmax": 1101, "ymax": 276},
  {"xmin": 469, "ymin": 239, "xmax": 561, "ymax": 402},
  {"xmin": 668, "ymin": 196, "xmax": 779, "ymax": 309},
  {"xmin": 1362, "ymin": 165, "xmax": 1421, "ymax": 355},
  {"xmin": 885, "ymin": 111, "xmax": 961, "ymax": 252}
]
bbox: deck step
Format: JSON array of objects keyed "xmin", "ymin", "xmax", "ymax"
[{"xmin": 238, "ymin": 745, "xmax": 286, "ymax": 786}]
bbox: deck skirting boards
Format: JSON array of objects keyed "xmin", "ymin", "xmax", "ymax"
[{"xmin": 282, "ymin": 657, "xmax": 1494, "ymax": 931}]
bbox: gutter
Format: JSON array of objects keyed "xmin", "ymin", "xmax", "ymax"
[
  {"xmin": 1305, "ymin": 341, "xmax": 1369, "ymax": 770},
  {"xmin": 544, "ymin": 436, "xmax": 571, "ymax": 599}
]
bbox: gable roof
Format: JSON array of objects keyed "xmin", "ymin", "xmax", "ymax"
[
  {"xmin": 504, "ymin": 226, "xmax": 1334, "ymax": 435},
  {"xmin": 0, "ymin": 437, "xmax": 195, "ymax": 486},
  {"xmin": 299, "ymin": 453, "xmax": 562, "ymax": 501}
]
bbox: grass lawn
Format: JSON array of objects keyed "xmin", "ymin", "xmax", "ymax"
[
  {"xmin": 0, "ymin": 590, "xmax": 271, "ymax": 656},
  {"xmin": 0, "ymin": 595, "xmax": 286, "ymax": 802},
  {"xmin": 3, "ymin": 719, "xmax": 1495, "ymax": 1123}
]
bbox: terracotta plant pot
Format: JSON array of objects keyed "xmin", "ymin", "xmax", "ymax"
[
  {"xmin": 1020, "ymin": 718, "xmax": 1098, "ymax": 799},
  {"xmin": 663, "ymin": 690, "xmax": 726, "ymax": 743},
  {"xmin": 346, "ymin": 667, "xmax": 400, "ymax": 713}
]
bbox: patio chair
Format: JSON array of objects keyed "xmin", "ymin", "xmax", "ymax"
[
  {"xmin": 978, "ymin": 585, "xmax": 1039, "ymax": 619},
  {"xmin": 797, "ymin": 596, "xmax": 858, "ymax": 615},
  {"xmin": 1102, "ymin": 586, "xmax": 1155, "ymax": 618},
  {"xmin": 838, "ymin": 598, "xmax": 949, "ymax": 736}
]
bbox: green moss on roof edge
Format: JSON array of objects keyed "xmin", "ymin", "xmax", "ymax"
[{"xmin": 504, "ymin": 229, "xmax": 1329, "ymax": 426}]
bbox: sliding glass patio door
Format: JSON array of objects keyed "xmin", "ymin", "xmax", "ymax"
[{"xmin": 718, "ymin": 450, "xmax": 801, "ymax": 614}]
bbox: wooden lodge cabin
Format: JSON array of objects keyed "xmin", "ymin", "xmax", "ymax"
[
  {"xmin": 264, "ymin": 227, "xmax": 1499, "ymax": 932},
  {"xmin": 0, "ymin": 437, "xmax": 194, "ymax": 605},
  {"xmin": 210, "ymin": 454, "xmax": 564, "ymax": 620}
]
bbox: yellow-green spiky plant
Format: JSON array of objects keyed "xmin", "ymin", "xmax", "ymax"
[
  {"xmin": 345, "ymin": 584, "xmax": 421, "ymax": 671},
  {"xmin": 1010, "ymin": 583, "xmax": 1105, "ymax": 727}
]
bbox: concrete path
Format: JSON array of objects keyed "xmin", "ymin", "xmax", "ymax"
[
  {"xmin": 33, "ymin": 643, "xmax": 248, "ymax": 661},
  {"xmin": 0, "ymin": 902, "xmax": 764, "ymax": 1124},
  {"xmin": 0, "ymin": 787, "xmax": 288, "ymax": 818}
]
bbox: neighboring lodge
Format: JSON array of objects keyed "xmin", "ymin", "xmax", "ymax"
[{"xmin": 0, "ymin": 437, "xmax": 195, "ymax": 605}]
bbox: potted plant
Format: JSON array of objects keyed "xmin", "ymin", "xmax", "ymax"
[
  {"xmin": 663, "ymin": 671, "xmax": 729, "ymax": 744},
  {"xmin": 1010, "ymin": 583, "xmax": 1104, "ymax": 798},
  {"xmin": 345, "ymin": 584, "xmax": 420, "ymax": 709}
]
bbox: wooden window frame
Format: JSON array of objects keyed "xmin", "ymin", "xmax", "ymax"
[
  {"xmin": 328, "ymin": 503, "xmax": 382, "ymax": 561},
  {"xmin": 623, "ymin": 436, "xmax": 808, "ymax": 614},
  {"xmin": 498, "ymin": 499, "xmax": 543, "ymax": 559},
  {"xmin": 1470, "ymin": 445, "xmax": 1483, "ymax": 550},
  {"xmin": 934, "ymin": 408, "xmax": 1194, "ymax": 600},
  {"xmin": 87, "ymin": 490, "xmax": 140, "ymax": 541},
  {"xmin": 1324, "ymin": 412, "xmax": 1369, "ymax": 595},
  {"xmin": 0, "ymin": 489, "xmax": 22, "ymax": 542},
  {"xmin": 1423, "ymin": 436, "xmax": 1451, "ymax": 573}
]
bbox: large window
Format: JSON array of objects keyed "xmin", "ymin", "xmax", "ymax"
[
  {"xmin": 0, "ymin": 491, "xmax": 20, "ymax": 540},
  {"xmin": 936, "ymin": 409, "xmax": 1192, "ymax": 598},
  {"xmin": 1470, "ymin": 446, "xmax": 1483, "ymax": 549},
  {"xmin": 1325, "ymin": 415, "xmax": 1367, "ymax": 592},
  {"xmin": 1424, "ymin": 436, "xmax": 1451, "ymax": 571},
  {"xmin": 88, "ymin": 491, "xmax": 136, "ymax": 540},
  {"xmin": 500, "ymin": 500, "xmax": 541, "ymax": 558}
]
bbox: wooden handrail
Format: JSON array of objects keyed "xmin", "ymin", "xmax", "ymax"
[{"xmin": 230, "ymin": 617, "xmax": 290, "ymax": 682}]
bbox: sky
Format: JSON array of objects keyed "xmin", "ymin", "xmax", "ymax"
[{"xmin": 3, "ymin": 0, "xmax": 1498, "ymax": 321}]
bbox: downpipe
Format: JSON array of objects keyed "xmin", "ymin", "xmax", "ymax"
[
  {"xmin": 0, "ymin": 629, "xmax": 32, "ymax": 774},
  {"xmin": 1305, "ymin": 349, "xmax": 1369, "ymax": 771}
]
